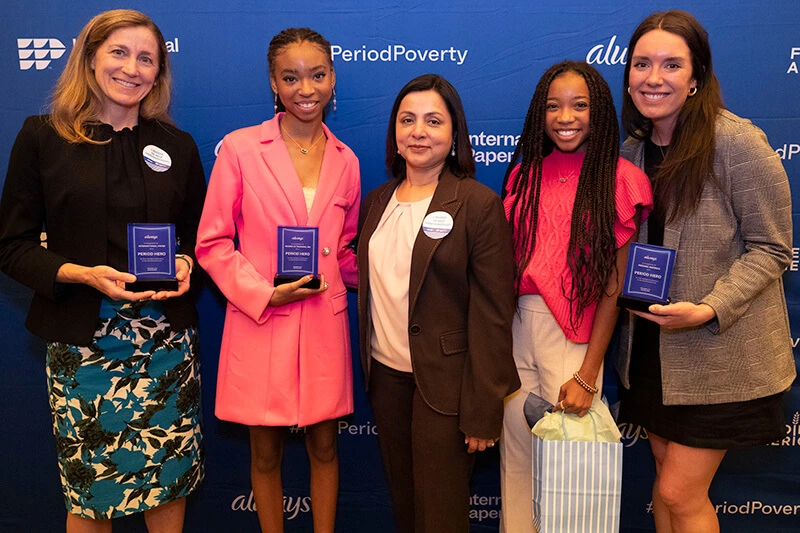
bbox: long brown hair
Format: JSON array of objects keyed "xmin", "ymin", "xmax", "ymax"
[
  {"xmin": 502, "ymin": 61, "xmax": 619, "ymax": 330},
  {"xmin": 50, "ymin": 9, "xmax": 172, "ymax": 144},
  {"xmin": 622, "ymin": 10, "xmax": 724, "ymax": 223}
]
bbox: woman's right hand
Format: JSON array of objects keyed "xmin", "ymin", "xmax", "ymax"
[
  {"xmin": 56, "ymin": 263, "xmax": 155, "ymax": 301},
  {"xmin": 268, "ymin": 274, "xmax": 328, "ymax": 307}
]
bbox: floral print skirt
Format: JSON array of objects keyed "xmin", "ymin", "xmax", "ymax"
[{"xmin": 45, "ymin": 298, "xmax": 204, "ymax": 519}]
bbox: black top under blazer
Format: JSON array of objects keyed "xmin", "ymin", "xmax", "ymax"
[{"xmin": 0, "ymin": 115, "xmax": 207, "ymax": 346}]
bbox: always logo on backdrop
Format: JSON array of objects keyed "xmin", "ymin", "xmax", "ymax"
[
  {"xmin": 231, "ymin": 491, "xmax": 311, "ymax": 520},
  {"xmin": 17, "ymin": 38, "xmax": 66, "ymax": 70},
  {"xmin": 586, "ymin": 35, "xmax": 627, "ymax": 66}
]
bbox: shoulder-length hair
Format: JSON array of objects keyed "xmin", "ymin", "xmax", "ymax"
[
  {"xmin": 385, "ymin": 74, "xmax": 475, "ymax": 180},
  {"xmin": 50, "ymin": 9, "xmax": 172, "ymax": 144},
  {"xmin": 502, "ymin": 61, "xmax": 619, "ymax": 329},
  {"xmin": 622, "ymin": 10, "xmax": 724, "ymax": 223}
]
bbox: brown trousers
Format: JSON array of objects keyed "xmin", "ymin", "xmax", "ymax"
[{"xmin": 369, "ymin": 358, "xmax": 476, "ymax": 533}]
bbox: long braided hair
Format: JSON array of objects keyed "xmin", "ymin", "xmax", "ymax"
[{"xmin": 502, "ymin": 61, "xmax": 619, "ymax": 332}]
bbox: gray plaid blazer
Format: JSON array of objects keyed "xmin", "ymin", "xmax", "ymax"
[{"xmin": 616, "ymin": 110, "xmax": 796, "ymax": 405}]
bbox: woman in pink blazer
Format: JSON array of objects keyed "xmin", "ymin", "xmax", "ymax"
[{"xmin": 195, "ymin": 28, "xmax": 359, "ymax": 533}]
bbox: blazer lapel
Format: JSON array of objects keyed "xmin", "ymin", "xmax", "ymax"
[
  {"xmin": 408, "ymin": 170, "xmax": 463, "ymax": 316},
  {"xmin": 259, "ymin": 115, "xmax": 308, "ymax": 226},
  {"xmin": 358, "ymin": 179, "xmax": 400, "ymax": 265},
  {"xmin": 307, "ymin": 123, "xmax": 345, "ymax": 226}
]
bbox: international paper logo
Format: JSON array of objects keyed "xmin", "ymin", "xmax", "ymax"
[{"xmin": 18, "ymin": 38, "xmax": 66, "ymax": 70}]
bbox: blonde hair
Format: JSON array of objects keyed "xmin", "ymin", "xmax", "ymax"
[{"xmin": 50, "ymin": 9, "xmax": 173, "ymax": 144}]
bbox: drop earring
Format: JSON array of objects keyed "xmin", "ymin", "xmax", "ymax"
[
  {"xmin": 451, "ymin": 141, "xmax": 456, "ymax": 157},
  {"xmin": 332, "ymin": 87, "xmax": 337, "ymax": 112},
  {"xmin": 273, "ymin": 94, "xmax": 278, "ymax": 115}
]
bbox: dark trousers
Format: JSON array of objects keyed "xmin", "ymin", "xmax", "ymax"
[{"xmin": 369, "ymin": 358, "xmax": 476, "ymax": 533}]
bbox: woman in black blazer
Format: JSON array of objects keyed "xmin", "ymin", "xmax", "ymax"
[{"xmin": 0, "ymin": 10, "xmax": 206, "ymax": 531}]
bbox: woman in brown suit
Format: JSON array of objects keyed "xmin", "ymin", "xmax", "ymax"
[{"xmin": 356, "ymin": 74, "xmax": 520, "ymax": 532}]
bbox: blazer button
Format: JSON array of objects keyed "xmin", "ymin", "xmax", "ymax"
[
  {"xmin": 322, "ymin": 247, "xmax": 331, "ymax": 256},
  {"xmin": 409, "ymin": 324, "xmax": 421, "ymax": 335}
]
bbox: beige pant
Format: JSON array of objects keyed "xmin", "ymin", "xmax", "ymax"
[{"xmin": 499, "ymin": 295, "xmax": 603, "ymax": 533}]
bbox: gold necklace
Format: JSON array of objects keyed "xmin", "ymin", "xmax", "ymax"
[
  {"xmin": 281, "ymin": 125, "xmax": 325, "ymax": 155},
  {"xmin": 558, "ymin": 170, "xmax": 576, "ymax": 183}
]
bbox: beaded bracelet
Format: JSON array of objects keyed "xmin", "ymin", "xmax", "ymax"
[
  {"xmin": 175, "ymin": 254, "xmax": 193, "ymax": 275},
  {"xmin": 573, "ymin": 371, "xmax": 598, "ymax": 395}
]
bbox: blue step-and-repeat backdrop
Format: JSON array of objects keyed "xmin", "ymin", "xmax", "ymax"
[{"xmin": 1, "ymin": 1, "xmax": 798, "ymax": 531}]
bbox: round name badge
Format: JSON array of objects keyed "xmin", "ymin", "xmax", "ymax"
[
  {"xmin": 422, "ymin": 211, "xmax": 453, "ymax": 239},
  {"xmin": 142, "ymin": 145, "xmax": 172, "ymax": 172}
]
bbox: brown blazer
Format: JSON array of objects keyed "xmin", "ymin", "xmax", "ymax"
[{"xmin": 357, "ymin": 170, "xmax": 520, "ymax": 438}]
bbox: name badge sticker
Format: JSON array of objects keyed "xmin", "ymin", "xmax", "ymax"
[
  {"xmin": 422, "ymin": 211, "xmax": 453, "ymax": 239},
  {"xmin": 142, "ymin": 144, "xmax": 172, "ymax": 172}
]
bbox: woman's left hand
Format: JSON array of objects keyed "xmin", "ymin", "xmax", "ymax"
[
  {"xmin": 554, "ymin": 379, "xmax": 594, "ymax": 418},
  {"xmin": 150, "ymin": 257, "xmax": 192, "ymax": 301},
  {"xmin": 631, "ymin": 301, "xmax": 715, "ymax": 329},
  {"xmin": 464, "ymin": 436, "xmax": 498, "ymax": 453}
]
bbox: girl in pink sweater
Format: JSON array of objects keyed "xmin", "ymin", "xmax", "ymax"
[{"xmin": 498, "ymin": 61, "xmax": 653, "ymax": 532}]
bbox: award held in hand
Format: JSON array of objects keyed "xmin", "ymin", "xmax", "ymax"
[
  {"xmin": 275, "ymin": 226, "xmax": 320, "ymax": 289},
  {"xmin": 617, "ymin": 242, "xmax": 676, "ymax": 312},
  {"xmin": 127, "ymin": 223, "xmax": 178, "ymax": 291}
]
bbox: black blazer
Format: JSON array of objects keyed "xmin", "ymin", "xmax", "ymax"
[
  {"xmin": 357, "ymin": 170, "xmax": 520, "ymax": 438},
  {"xmin": 0, "ymin": 115, "xmax": 207, "ymax": 345}
]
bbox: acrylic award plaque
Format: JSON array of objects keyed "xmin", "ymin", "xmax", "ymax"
[
  {"xmin": 275, "ymin": 226, "xmax": 320, "ymax": 289},
  {"xmin": 617, "ymin": 242, "xmax": 676, "ymax": 312},
  {"xmin": 127, "ymin": 223, "xmax": 178, "ymax": 291}
]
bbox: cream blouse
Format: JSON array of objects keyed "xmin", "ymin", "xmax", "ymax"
[{"xmin": 368, "ymin": 189, "xmax": 433, "ymax": 372}]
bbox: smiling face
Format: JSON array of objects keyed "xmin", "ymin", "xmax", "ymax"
[
  {"xmin": 545, "ymin": 71, "xmax": 591, "ymax": 153},
  {"xmin": 628, "ymin": 29, "xmax": 697, "ymax": 141},
  {"xmin": 395, "ymin": 90, "xmax": 453, "ymax": 176},
  {"xmin": 270, "ymin": 40, "xmax": 335, "ymax": 126},
  {"xmin": 91, "ymin": 25, "xmax": 160, "ymax": 127}
]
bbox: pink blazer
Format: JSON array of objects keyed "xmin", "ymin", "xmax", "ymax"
[{"xmin": 196, "ymin": 114, "xmax": 360, "ymax": 426}]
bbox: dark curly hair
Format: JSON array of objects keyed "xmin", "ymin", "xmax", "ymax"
[{"xmin": 502, "ymin": 61, "xmax": 619, "ymax": 332}]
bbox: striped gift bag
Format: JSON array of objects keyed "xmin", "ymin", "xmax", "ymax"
[{"xmin": 532, "ymin": 412, "xmax": 622, "ymax": 532}]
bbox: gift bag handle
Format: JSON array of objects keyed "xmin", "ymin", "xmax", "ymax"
[{"xmin": 559, "ymin": 409, "xmax": 599, "ymax": 442}]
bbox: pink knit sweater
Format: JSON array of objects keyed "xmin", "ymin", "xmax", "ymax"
[{"xmin": 504, "ymin": 149, "xmax": 653, "ymax": 342}]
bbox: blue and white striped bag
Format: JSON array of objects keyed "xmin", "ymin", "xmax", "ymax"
[{"xmin": 532, "ymin": 411, "xmax": 622, "ymax": 533}]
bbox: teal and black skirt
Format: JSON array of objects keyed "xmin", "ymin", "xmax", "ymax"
[{"xmin": 45, "ymin": 298, "xmax": 204, "ymax": 519}]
